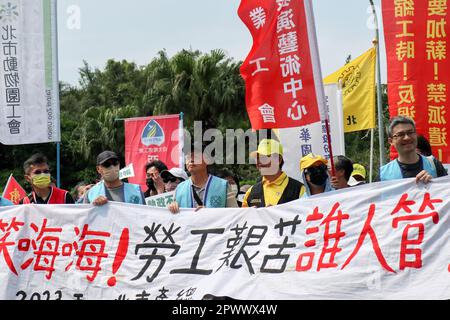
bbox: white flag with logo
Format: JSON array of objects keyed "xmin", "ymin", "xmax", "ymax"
[
  {"xmin": 277, "ymin": 83, "xmax": 345, "ymax": 182},
  {"xmin": 0, "ymin": 0, "xmax": 60, "ymax": 145}
]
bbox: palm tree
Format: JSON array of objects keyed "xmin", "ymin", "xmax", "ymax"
[
  {"xmin": 142, "ymin": 49, "xmax": 248, "ymax": 130},
  {"xmin": 70, "ymin": 105, "xmax": 139, "ymax": 162}
]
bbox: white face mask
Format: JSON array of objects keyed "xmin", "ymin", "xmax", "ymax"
[
  {"xmin": 102, "ymin": 165, "xmax": 120, "ymax": 182},
  {"xmin": 230, "ymin": 184, "xmax": 238, "ymax": 197}
]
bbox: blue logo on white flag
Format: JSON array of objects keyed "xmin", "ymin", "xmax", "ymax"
[{"xmin": 141, "ymin": 120, "xmax": 165, "ymax": 146}]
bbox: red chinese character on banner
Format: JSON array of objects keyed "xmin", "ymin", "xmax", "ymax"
[
  {"xmin": 0, "ymin": 232, "xmax": 18, "ymax": 275},
  {"xmin": 317, "ymin": 202, "xmax": 349, "ymax": 270},
  {"xmin": 341, "ymin": 204, "xmax": 396, "ymax": 273},
  {"xmin": 391, "ymin": 192, "xmax": 442, "ymax": 270},
  {"xmin": 0, "ymin": 218, "xmax": 26, "ymax": 275},
  {"xmin": 63, "ymin": 224, "xmax": 110, "ymax": 282},
  {"xmin": 18, "ymin": 219, "xmax": 63, "ymax": 280},
  {"xmin": 296, "ymin": 203, "xmax": 349, "ymax": 272},
  {"xmin": 296, "ymin": 206, "xmax": 323, "ymax": 271}
]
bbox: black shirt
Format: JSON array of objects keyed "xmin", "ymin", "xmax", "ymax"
[{"xmin": 375, "ymin": 156, "xmax": 448, "ymax": 181}]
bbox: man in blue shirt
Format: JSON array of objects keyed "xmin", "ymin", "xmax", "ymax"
[
  {"xmin": 378, "ymin": 116, "xmax": 447, "ymax": 182},
  {"xmin": 84, "ymin": 151, "xmax": 145, "ymax": 205}
]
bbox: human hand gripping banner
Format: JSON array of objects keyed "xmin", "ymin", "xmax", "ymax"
[
  {"xmin": 238, "ymin": 0, "xmax": 326, "ymax": 130},
  {"xmin": 0, "ymin": 177, "xmax": 449, "ymax": 300}
]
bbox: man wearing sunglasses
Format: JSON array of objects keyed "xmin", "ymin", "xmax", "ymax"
[
  {"xmin": 84, "ymin": 150, "xmax": 145, "ymax": 205},
  {"xmin": 20, "ymin": 153, "xmax": 74, "ymax": 204},
  {"xmin": 379, "ymin": 116, "xmax": 447, "ymax": 182}
]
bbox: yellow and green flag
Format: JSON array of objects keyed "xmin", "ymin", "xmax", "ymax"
[{"xmin": 324, "ymin": 48, "xmax": 376, "ymax": 133}]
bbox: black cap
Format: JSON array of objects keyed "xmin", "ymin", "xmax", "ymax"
[{"xmin": 97, "ymin": 151, "xmax": 119, "ymax": 165}]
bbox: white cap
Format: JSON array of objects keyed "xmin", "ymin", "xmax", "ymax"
[{"xmin": 160, "ymin": 168, "xmax": 189, "ymax": 181}]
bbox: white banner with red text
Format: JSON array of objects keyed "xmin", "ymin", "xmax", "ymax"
[{"xmin": 0, "ymin": 177, "xmax": 449, "ymax": 300}]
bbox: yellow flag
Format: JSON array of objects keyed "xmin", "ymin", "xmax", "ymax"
[{"xmin": 324, "ymin": 48, "xmax": 376, "ymax": 133}]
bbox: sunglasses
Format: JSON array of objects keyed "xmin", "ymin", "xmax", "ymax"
[
  {"xmin": 163, "ymin": 176, "xmax": 178, "ymax": 184},
  {"xmin": 101, "ymin": 159, "xmax": 119, "ymax": 168},
  {"xmin": 32, "ymin": 169, "xmax": 50, "ymax": 175}
]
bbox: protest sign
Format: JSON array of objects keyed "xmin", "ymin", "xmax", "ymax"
[
  {"xmin": 0, "ymin": 177, "xmax": 448, "ymax": 300},
  {"xmin": 145, "ymin": 191, "xmax": 175, "ymax": 208},
  {"xmin": 239, "ymin": 0, "xmax": 326, "ymax": 130},
  {"xmin": 383, "ymin": 0, "xmax": 450, "ymax": 164},
  {"xmin": 124, "ymin": 114, "xmax": 183, "ymax": 191},
  {"xmin": 0, "ymin": 0, "xmax": 60, "ymax": 145}
]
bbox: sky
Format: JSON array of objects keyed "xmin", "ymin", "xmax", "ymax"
[{"xmin": 57, "ymin": 0, "xmax": 387, "ymax": 86}]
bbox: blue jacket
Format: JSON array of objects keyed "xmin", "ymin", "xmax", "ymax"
[
  {"xmin": 301, "ymin": 170, "xmax": 334, "ymax": 198},
  {"xmin": 175, "ymin": 175, "xmax": 228, "ymax": 208},
  {"xmin": 88, "ymin": 181, "xmax": 144, "ymax": 204},
  {"xmin": 380, "ymin": 155, "xmax": 437, "ymax": 181},
  {"xmin": 0, "ymin": 197, "xmax": 13, "ymax": 206}
]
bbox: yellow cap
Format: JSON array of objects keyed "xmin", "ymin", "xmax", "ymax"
[
  {"xmin": 300, "ymin": 153, "xmax": 328, "ymax": 171},
  {"xmin": 250, "ymin": 139, "xmax": 283, "ymax": 158},
  {"xmin": 351, "ymin": 163, "xmax": 366, "ymax": 179}
]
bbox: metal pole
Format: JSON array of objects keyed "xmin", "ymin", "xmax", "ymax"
[
  {"xmin": 179, "ymin": 112, "xmax": 185, "ymax": 169},
  {"xmin": 54, "ymin": 0, "xmax": 61, "ymax": 188},
  {"xmin": 56, "ymin": 142, "xmax": 61, "ymax": 188},
  {"xmin": 370, "ymin": 0, "xmax": 386, "ymax": 167},
  {"xmin": 370, "ymin": 128, "xmax": 374, "ymax": 183}
]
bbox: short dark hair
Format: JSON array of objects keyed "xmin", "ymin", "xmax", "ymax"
[
  {"xmin": 216, "ymin": 168, "xmax": 240, "ymax": 190},
  {"xmin": 388, "ymin": 116, "xmax": 416, "ymax": 138},
  {"xmin": 334, "ymin": 155, "xmax": 354, "ymax": 181},
  {"xmin": 417, "ymin": 134, "xmax": 432, "ymax": 156},
  {"xmin": 145, "ymin": 160, "xmax": 168, "ymax": 173},
  {"xmin": 23, "ymin": 153, "xmax": 48, "ymax": 174}
]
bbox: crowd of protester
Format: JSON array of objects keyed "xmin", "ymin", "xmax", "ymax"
[{"xmin": 0, "ymin": 116, "xmax": 447, "ymax": 210}]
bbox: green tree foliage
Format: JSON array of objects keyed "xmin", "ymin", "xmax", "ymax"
[{"xmin": 0, "ymin": 49, "xmax": 390, "ymax": 194}]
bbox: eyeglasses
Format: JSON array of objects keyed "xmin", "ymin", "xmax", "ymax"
[
  {"xmin": 101, "ymin": 159, "xmax": 119, "ymax": 168},
  {"xmin": 163, "ymin": 177, "xmax": 177, "ymax": 184},
  {"xmin": 32, "ymin": 169, "xmax": 50, "ymax": 175},
  {"xmin": 392, "ymin": 130, "xmax": 416, "ymax": 139}
]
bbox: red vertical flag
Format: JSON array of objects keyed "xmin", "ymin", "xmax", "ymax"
[
  {"xmin": 238, "ymin": 0, "xmax": 326, "ymax": 130},
  {"xmin": 383, "ymin": 0, "xmax": 450, "ymax": 163},
  {"xmin": 124, "ymin": 115, "xmax": 183, "ymax": 191},
  {"xmin": 2, "ymin": 174, "xmax": 27, "ymax": 205}
]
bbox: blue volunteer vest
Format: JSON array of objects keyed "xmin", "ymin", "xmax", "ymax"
[
  {"xmin": 380, "ymin": 155, "xmax": 437, "ymax": 181},
  {"xmin": 88, "ymin": 181, "xmax": 143, "ymax": 204},
  {"xmin": 175, "ymin": 175, "xmax": 227, "ymax": 208},
  {"xmin": 0, "ymin": 197, "xmax": 13, "ymax": 206}
]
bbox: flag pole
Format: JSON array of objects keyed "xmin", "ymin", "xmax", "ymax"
[
  {"xmin": 179, "ymin": 112, "xmax": 185, "ymax": 169},
  {"xmin": 56, "ymin": 142, "xmax": 61, "ymax": 188},
  {"xmin": 370, "ymin": 129, "xmax": 374, "ymax": 183},
  {"xmin": 2, "ymin": 174, "xmax": 12, "ymax": 197},
  {"xmin": 370, "ymin": 0, "xmax": 386, "ymax": 167},
  {"xmin": 54, "ymin": 0, "xmax": 61, "ymax": 188}
]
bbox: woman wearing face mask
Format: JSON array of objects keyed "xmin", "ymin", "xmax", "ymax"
[
  {"xmin": 216, "ymin": 169, "xmax": 242, "ymax": 207},
  {"xmin": 20, "ymin": 153, "xmax": 74, "ymax": 204},
  {"xmin": 84, "ymin": 151, "xmax": 145, "ymax": 206},
  {"xmin": 300, "ymin": 153, "xmax": 335, "ymax": 198}
]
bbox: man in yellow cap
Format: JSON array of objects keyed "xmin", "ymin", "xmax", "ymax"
[
  {"xmin": 348, "ymin": 163, "xmax": 367, "ymax": 186},
  {"xmin": 300, "ymin": 153, "xmax": 334, "ymax": 197},
  {"xmin": 242, "ymin": 139, "xmax": 304, "ymax": 208}
]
